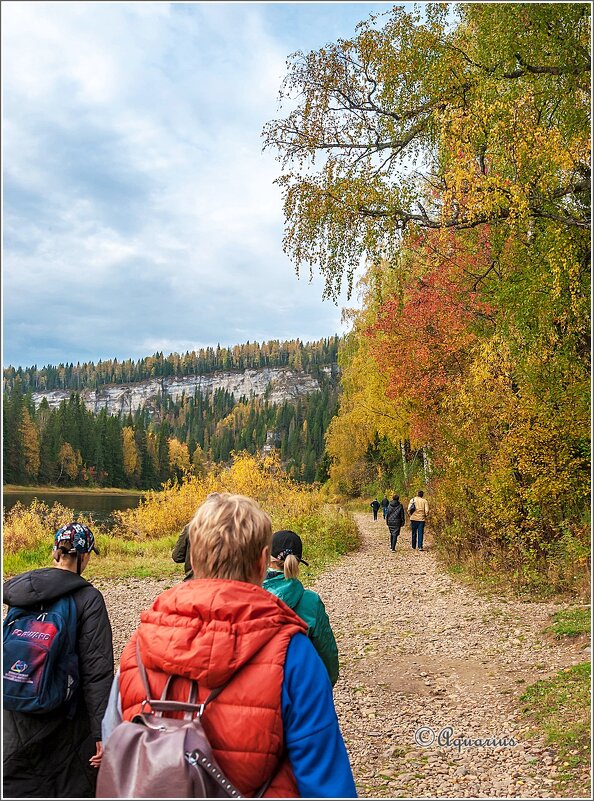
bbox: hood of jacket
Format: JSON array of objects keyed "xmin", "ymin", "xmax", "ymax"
[
  {"xmin": 4, "ymin": 567, "xmax": 90, "ymax": 608},
  {"xmin": 262, "ymin": 570, "xmax": 305, "ymax": 610},
  {"xmin": 135, "ymin": 577, "xmax": 308, "ymax": 688},
  {"xmin": 387, "ymin": 501, "xmax": 403, "ymax": 512}
]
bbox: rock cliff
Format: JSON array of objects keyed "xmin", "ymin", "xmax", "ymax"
[{"xmin": 30, "ymin": 366, "xmax": 333, "ymax": 416}]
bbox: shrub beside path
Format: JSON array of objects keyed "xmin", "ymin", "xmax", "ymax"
[{"xmin": 97, "ymin": 511, "xmax": 589, "ymax": 798}]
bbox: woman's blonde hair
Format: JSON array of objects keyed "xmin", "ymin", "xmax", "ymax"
[
  {"xmin": 271, "ymin": 553, "xmax": 300, "ymax": 580},
  {"xmin": 188, "ymin": 492, "xmax": 272, "ymax": 582}
]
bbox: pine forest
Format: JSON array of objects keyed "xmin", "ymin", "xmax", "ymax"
[{"xmin": 3, "ymin": 337, "xmax": 339, "ymax": 487}]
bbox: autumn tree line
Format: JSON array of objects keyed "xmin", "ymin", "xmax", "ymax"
[
  {"xmin": 3, "ymin": 380, "xmax": 337, "ymax": 489},
  {"xmin": 3, "ymin": 336, "xmax": 340, "ymax": 393},
  {"xmin": 264, "ymin": 4, "xmax": 590, "ymax": 591}
]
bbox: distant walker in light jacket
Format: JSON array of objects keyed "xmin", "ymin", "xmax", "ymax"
[
  {"xmin": 409, "ymin": 490, "xmax": 429, "ymax": 551},
  {"xmin": 263, "ymin": 529, "xmax": 339, "ymax": 686},
  {"xmin": 386, "ymin": 495, "xmax": 405, "ymax": 551}
]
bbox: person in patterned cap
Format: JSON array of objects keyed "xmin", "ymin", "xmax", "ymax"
[
  {"xmin": 54, "ymin": 521, "xmax": 101, "ymax": 572},
  {"xmin": 3, "ymin": 522, "xmax": 113, "ymax": 798}
]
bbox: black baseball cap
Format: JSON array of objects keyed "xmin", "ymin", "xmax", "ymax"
[{"xmin": 271, "ymin": 530, "xmax": 309, "ymax": 566}]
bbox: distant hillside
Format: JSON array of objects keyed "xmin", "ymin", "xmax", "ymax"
[
  {"xmin": 27, "ymin": 365, "xmax": 334, "ymax": 417},
  {"xmin": 3, "ymin": 337, "xmax": 341, "ymax": 488}
]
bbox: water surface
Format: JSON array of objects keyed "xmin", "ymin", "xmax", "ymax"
[{"xmin": 3, "ymin": 489, "xmax": 143, "ymax": 526}]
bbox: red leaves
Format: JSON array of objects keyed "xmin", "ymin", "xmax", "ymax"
[{"xmin": 365, "ymin": 227, "xmax": 495, "ymax": 442}]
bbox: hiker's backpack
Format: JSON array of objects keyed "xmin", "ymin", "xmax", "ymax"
[
  {"xmin": 408, "ymin": 499, "xmax": 417, "ymax": 515},
  {"xmin": 97, "ymin": 641, "xmax": 274, "ymax": 799},
  {"xmin": 3, "ymin": 594, "xmax": 79, "ymax": 714},
  {"xmin": 386, "ymin": 504, "xmax": 400, "ymax": 525}
]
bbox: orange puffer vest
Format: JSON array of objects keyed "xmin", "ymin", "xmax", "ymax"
[{"xmin": 119, "ymin": 579, "xmax": 308, "ymax": 798}]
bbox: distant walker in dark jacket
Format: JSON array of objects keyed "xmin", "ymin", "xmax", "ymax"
[
  {"xmin": 263, "ymin": 529, "xmax": 339, "ymax": 686},
  {"xmin": 171, "ymin": 523, "xmax": 193, "ymax": 580},
  {"xmin": 370, "ymin": 498, "xmax": 380, "ymax": 520},
  {"xmin": 386, "ymin": 495, "xmax": 405, "ymax": 551},
  {"xmin": 3, "ymin": 522, "xmax": 114, "ymax": 799}
]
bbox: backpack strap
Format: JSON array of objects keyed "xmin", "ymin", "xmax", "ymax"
[
  {"xmin": 136, "ymin": 638, "xmax": 238, "ymax": 719},
  {"xmin": 136, "ymin": 638, "xmax": 202, "ymax": 718}
]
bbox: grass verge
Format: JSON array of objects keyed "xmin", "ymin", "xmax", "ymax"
[
  {"xmin": 438, "ymin": 547, "xmax": 590, "ymax": 602},
  {"xmin": 520, "ymin": 662, "xmax": 591, "ymax": 796},
  {"xmin": 5, "ymin": 514, "xmax": 359, "ymax": 583},
  {"xmin": 3, "ymin": 535, "xmax": 182, "ymax": 581},
  {"xmin": 546, "ymin": 607, "xmax": 591, "ymax": 639},
  {"xmin": 87, "ymin": 534, "xmax": 181, "ymax": 580},
  {"xmin": 344, "ymin": 498, "xmax": 375, "ymax": 514}
]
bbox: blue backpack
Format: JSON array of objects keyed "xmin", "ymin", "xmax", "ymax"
[{"xmin": 3, "ymin": 594, "xmax": 79, "ymax": 714}]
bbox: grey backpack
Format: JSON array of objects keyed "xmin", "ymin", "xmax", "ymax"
[{"xmin": 97, "ymin": 642, "xmax": 274, "ymax": 798}]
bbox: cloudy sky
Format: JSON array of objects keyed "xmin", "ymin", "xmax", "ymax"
[{"xmin": 3, "ymin": 1, "xmax": 397, "ymax": 369}]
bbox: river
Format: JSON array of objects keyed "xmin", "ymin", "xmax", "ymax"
[{"xmin": 2, "ymin": 489, "xmax": 144, "ymax": 525}]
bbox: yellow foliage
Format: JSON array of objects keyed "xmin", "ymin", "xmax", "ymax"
[
  {"xmin": 4, "ymin": 456, "xmax": 360, "ymax": 583},
  {"xmin": 3, "ymin": 500, "xmax": 99, "ymax": 555},
  {"xmin": 191, "ymin": 442, "xmax": 207, "ymax": 477},
  {"xmin": 122, "ymin": 426, "xmax": 139, "ymax": 478},
  {"xmin": 112, "ymin": 452, "xmax": 319, "ymax": 541},
  {"xmin": 326, "ymin": 260, "xmax": 411, "ymax": 492},
  {"xmin": 438, "ymin": 332, "xmax": 590, "ymax": 554},
  {"xmin": 20, "ymin": 408, "xmax": 40, "ymax": 480},
  {"xmin": 58, "ymin": 442, "xmax": 82, "ymax": 482},
  {"xmin": 168, "ymin": 437, "xmax": 191, "ymax": 475}
]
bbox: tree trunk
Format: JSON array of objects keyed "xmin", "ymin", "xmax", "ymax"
[{"xmin": 422, "ymin": 448, "xmax": 430, "ymax": 483}]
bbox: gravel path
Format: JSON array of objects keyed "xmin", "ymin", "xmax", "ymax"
[
  {"xmin": 313, "ymin": 514, "xmax": 589, "ymax": 798},
  {"xmin": 95, "ymin": 513, "xmax": 589, "ymax": 798}
]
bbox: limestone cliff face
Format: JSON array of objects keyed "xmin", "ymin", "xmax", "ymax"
[{"xmin": 30, "ymin": 366, "xmax": 333, "ymax": 416}]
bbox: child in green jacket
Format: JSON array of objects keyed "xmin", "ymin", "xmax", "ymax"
[{"xmin": 263, "ymin": 530, "xmax": 339, "ymax": 686}]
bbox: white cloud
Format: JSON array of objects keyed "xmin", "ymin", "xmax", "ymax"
[{"xmin": 2, "ymin": 1, "xmax": 388, "ymax": 367}]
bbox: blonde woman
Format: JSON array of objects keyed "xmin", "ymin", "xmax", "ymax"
[
  {"xmin": 101, "ymin": 495, "xmax": 355, "ymax": 798},
  {"xmin": 263, "ymin": 529, "xmax": 339, "ymax": 686}
]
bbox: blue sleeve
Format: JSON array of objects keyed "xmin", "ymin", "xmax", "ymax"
[{"xmin": 282, "ymin": 634, "xmax": 357, "ymax": 798}]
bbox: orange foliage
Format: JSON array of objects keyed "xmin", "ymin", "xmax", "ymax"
[{"xmin": 368, "ymin": 228, "xmax": 495, "ymax": 443}]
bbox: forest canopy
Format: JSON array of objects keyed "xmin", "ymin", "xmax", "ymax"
[
  {"xmin": 264, "ymin": 2, "xmax": 590, "ymax": 299},
  {"xmin": 264, "ymin": 2, "xmax": 591, "ymax": 592},
  {"xmin": 3, "ymin": 336, "xmax": 340, "ymax": 393}
]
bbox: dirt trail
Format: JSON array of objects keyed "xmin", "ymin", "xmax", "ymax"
[
  {"xmin": 312, "ymin": 513, "xmax": 587, "ymax": 798},
  {"xmin": 97, "ymin": 513, "xmax": 588, "ymax": 798}
]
